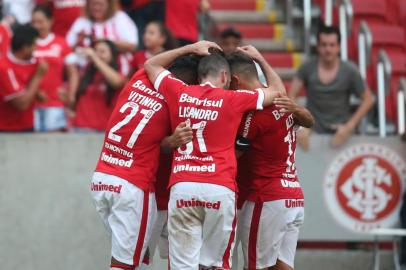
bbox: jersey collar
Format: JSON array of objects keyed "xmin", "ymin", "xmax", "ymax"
[
  {"xmin": 200, "ymin": 81, "xmax": 216, "ymax": 88},
  {"xmin": 7, "ymin": 51, "xmax": 36, "ymax": 65},
  {"xmin": 37, "ymin": 33, "xmax": 55, "ymax": 46}
]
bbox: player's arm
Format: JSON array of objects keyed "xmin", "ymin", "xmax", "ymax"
[
  {"xmin": 8, "ymin": 61, "xmax": 48, "ymax": 111},
  {"xmin": 160, "ymin": 121, "xmax": 193, "ymax": 150},
  {"xmin": 288, "ymin": 77, "xmax": 304, "ymax": 101},
  {"xmin": 144, "ymin": 40, "xmax": 222, "ymax": 86},
  {"xmin": 274, "ymin": 96, "xmax": 315, "ymax": 128},
  {"xmin": 237, "ymin": 45, "xmax": 286, "ymax": 95}
]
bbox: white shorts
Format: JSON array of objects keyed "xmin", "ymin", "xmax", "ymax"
[
  {"xmin": 240, "ymin": 199, "xmax": 304, "ymax": 269},
  {"xmin": 91, "ymin": 172, "xmax": 157, "ymax": 267},
  {"xmin": 34, "ymin": 107, "xmax": 67, "ymax": 131},
  {"xmin": 148, "ymin": 210, "xmax": 169, "ymax": 261},
  {"xmin": 168, "ymin": 182, "xmax": 237, "ymax": 270}
]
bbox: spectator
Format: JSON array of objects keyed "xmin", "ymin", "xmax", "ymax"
[
  {"xmin": 289, "ymin": 26, "xmax": 374, "ymax": 148},
  {"xmin": 37, "ymin": 0, "xmax": 86, "ymax": 37},
  {"xmin": 130, "ymin": 21, "xmax": 175, "ymax": 73},
  {"xmin": 0, "ymin": 25, "xmax": 48, "ymax": 132},
  {"xmin": 73, "ymin": 39, "xmax": 126, "ymax": 132},
  {"xmin": 122, "ymin": 0, "xmax": 165, "ymax": 48},
  {"xmin": 165, "ymin": 0, "xmax": 210, "ymax": 46},
  {"xmin": 219, "ymin": 27, "xmax": 242, "ymax": 55},
  {"xmin": 31, "ymin": 5, "xmax": 79, "ymax": 132},
  {"xmin": 66, "ymin": 0, "xmax": 138, "ymax": 75},
  {"xmin": 2, "ymin": 0, "xmax": 35, "ymax": 24}
]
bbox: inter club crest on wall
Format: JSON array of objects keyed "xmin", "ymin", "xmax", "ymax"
[{"xmin": 324, "ymin": 144, "xmax": 406, "ymax": 232}]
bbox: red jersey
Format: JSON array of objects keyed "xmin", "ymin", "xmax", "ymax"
[
  {"xmin": 131, "ymin": 50, "xmax": 148, "ymax": 73},
  {"xmin": 237, "ymin": 105, "xmax": 304, "ymax": 202},
  {"xmin": 155, "ymin": 152, "xmax": 171, "ymax": 210},
  {"xmin": 95, "ymin": 69, "xmax": 171, "ymax": 191},
  {"xmin": 165, "ymin": 0, "xmax": 199, "ymax": 42},
  {"xmin": 73, "ymin": 72, "xmax": 120, "ymax": 131},
  {"xmin": 0, "ymin": 53, "xmax": 38, "ymax": 131},
  {"xmin": 52, "ymin": 0, "xmax": 86, "ymax": 37},
  {"xmin": 155, "ymin": 70, "xmax": 264, "ymax": 191},
  {"xmin": 34, "ymin": 34, "xmax": 72, "ymax": 108}
]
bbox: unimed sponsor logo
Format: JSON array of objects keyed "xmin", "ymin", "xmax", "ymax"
[
  {"xmin": 101, "ymin": 152, "xmax": 134, "ymax": 167},
  {"xmin": 176, "ymin": 198, "xmax": 221, "ymax": 210},
  {"xmin": 91, "ymin": 182, "xmax": 122, "ymax": 193},
  {"xmin": 173, "ymin": 163, "xmax": 216, "ymax": 173},
  {"xmin": 285, "ymin": 199, "xmax": 304, "ymax": 208}
]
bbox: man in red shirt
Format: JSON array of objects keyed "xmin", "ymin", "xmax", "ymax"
[
  {"xmin": 229, "ymin": 46, "xmax": 314, "ymax": 270},
  {"xmin": 144, "ymin": 41, "xmax": 281, "ymax": 270},
  {"xmin": 91, "ymin": 55, "xmax": 201, "ymax": 270},
  {"xmin": 0, "ymin": 25, "xmax": 48, "ymax": 132}
]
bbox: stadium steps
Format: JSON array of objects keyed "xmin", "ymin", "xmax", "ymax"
[{"xmin": 210, "ymin": 0, "xmax": 309, "ymax": 82}]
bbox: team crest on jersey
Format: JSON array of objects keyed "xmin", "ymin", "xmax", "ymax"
[{"xmin": 324, "ymin": 144, "xmax": 406, "ymax": 232}]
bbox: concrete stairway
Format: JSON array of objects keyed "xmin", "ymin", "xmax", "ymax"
[{"xmin": 209, "ymin": 0, "xmax": 319, "ymax": 85}]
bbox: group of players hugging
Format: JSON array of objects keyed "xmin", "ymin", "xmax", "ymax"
[{"xmin": 90, "ymin": 40, "xmax": 315, "ymax": 270}]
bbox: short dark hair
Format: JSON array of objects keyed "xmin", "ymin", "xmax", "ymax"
[
  {"xmin": 197, "ymin": 50, "xmax": 230, "ymax": 82},
  {"xmin": 169, "ymin": 55, "xmax": 201, "ymax": 85},
  {"xmin": 220, "ymin": 27, "xmax": 242, "ymax": 40},
  {"xmin": 33, "ymin": 5, "xmax": 53, "ymax": 19},
  {"xmin": 11, "ymin": 25, "xmax": 39, "ymax": 52},
  {"xmin": 317, "ymin": 25, "xmax": 341, "ymax": 44},
  {"xmin": 226, "ymin": 52, "xmax": 258, "ymax": 80}
]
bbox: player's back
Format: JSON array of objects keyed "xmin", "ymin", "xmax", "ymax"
[
  {"xmin": 95, "ymin": 69, "xmax": 170, "ymax": 191},
  {"xmin": 239, "ymin": 104, "xmax": 303, "ymax": 201},
  {"xmin": 155, "ymin": 72, "xmax": 263, "ymax": 191}
]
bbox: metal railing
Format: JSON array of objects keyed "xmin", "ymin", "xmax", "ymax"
[
  {"xmin": 376, "ymin": 50, "xmax": 392, "ymax": 137},
  {"xmin": 338, "ymin": 0, "xmax": 353, "ymax": 61},
  {"xmin": 358, "ymin": 21, "xmax": 372, "ymax": 80},
  {"xmin": 324, "ymin": 0, "xmax": 334, "ymax": 26},
  {"xmin": 398, "ymin": 78, "xmax": 406, "ymax": 135},
  {"xmin": 303, "ymin": 0, "xmax": 312, "ymax": 55}
]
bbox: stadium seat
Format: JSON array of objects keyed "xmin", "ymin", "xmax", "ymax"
[
  {"xmin": 210, "ymin": 0, "xmax": 257, "ymax": 11},
  {"xmin": 262, "ymin": 52, "xmax": 303, "ymax": 69}
]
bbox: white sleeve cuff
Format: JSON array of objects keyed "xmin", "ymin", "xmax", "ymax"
[
  {"xmin": 4, "ymin": 91, "xmax": 24, "ymax": 102},
  {"xmin": 255, "ymin": 88, "xmax": 264, "ymax": 110},
  {"xmin": 154, "ymin": 70, "xmax": 171, "ymax": 91}
]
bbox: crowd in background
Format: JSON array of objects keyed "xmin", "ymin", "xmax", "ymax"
[
  {"xmin": 1, "ymin": 0, "xmax": 400, "ymax": 148},
  {"xmin": 0, "ymin": 0, "xmax": 210, "ymax": 133}
]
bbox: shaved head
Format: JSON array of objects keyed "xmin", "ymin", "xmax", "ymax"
[{"xmin": 226, "ymin": 52, "xmax": 259, "ymax": 81}]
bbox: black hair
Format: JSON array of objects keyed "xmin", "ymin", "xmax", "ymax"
[
  {"xmin": 197, "ymin": 49, "xmax": 230, "ymax": 82},
  {"xmin": 220, "ymin": 27, "xmax": 242, "ymax": 40},
  {"xmin": 317, "ymin": 25, "xmax": 341, "ymax": 44},
  {"xmin": 226, "ymin": 51, "xmax": 258, "ymax": 80},
  {"xmin": 169, "ymin": 55, "xmax": 202, "ymax": 85},
  {"xmin": 33, "ymin": 5, "xmax": 53, "ymax": 19},
  {"xmin": 147, "ymin": 21, "xmax": 177, "ymax": 50},
  {"xmin": 11, "ymin": 24, "xmax": 39, "ymax": 52},
  {"xmin": 76, "ymin": 39, "xmax": 120, "ymax": 106}
]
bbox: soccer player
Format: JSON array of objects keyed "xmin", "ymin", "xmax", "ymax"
[
  {"xmin": 91, "ymin": 56, "xmax": 200, "ymax": 270},
  {"xmin": 230, "ymin": 46, "xmax": 314, "ymax": 270},
  {"xmin": 0, "ymin": 25, "xmax": 48, "ymax": 132},
  {"xmin": 144, "ymin": 41, "xmax": 281, "ymax": 270}
]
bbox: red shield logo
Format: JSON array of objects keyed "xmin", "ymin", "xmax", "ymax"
[{"xmin": 325, "ymin": 144, "xmax": 406, "ymax": 232}]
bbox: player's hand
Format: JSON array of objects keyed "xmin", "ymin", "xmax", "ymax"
[
  {"xmin": 35, "ymin": 61, "xmax": 49, "ymax": 77},
  {"xmin": 274, "ymin": 96, "xmax": 299, "ymax": 114},
  {"xmin": 330, "ymin": 123, "xmax": 353, "ymax": 148},
  {"xmin": 237, "ymin": 45, "xmax": 264, "ymax": 61},
  {"xmin": 168, "ymin": 121, "xmax": 193, "ymax": 149},
  {"xmin": 36, "ymin": 90, "xmax": 48, "ymax": 102},
  {"xmin": 188, "ymin": 40, "xmax": 222, "ymax": 56}
]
